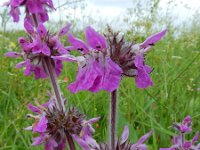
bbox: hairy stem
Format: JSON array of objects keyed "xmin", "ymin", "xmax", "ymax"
[
  {"xmin": 110, "ymin": 90, "xmax": 117, "ymax": 150},
  {"xmin": 44, "ymin": 57, "xmax": 65, "ymax": 111},
  {"xmin": 31, "ymin": 14, "xmax": 65, "ymax": 111},
  {"xmin": 65, "ymin": 130, "xmax": 76, "ymax": 150},
  {"xmin": 181, "ymin": 133, "xmax": 185, "ymax": 147}
]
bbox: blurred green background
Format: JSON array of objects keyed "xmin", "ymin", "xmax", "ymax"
[{"xmin": 0, "ymin": 0, "xmax": 200, "ymax": 149}]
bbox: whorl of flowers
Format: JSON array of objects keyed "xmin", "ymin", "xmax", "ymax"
[
  {"xmin": 4, "ymin": 0, "xmax": 55, "ymax": 24},
  {"xmin": 160, "ymin": 116, "xmax": 200, "ymax": 150},
  {"xmin": 53, "ymin": 26, "xmax": 123, "ymax": 93},
  {"xmin": 106, "ymin": 27, "xmax": 167, "ymax": 89},
  {"xmin": 54, "ymin": 26, "xmax": 167, "ymax": 93},
  {"xmin": 5, "ymin": 21, "xmax": 70, "ymax": 79},
  {"xmin": 3, "ymin": 0, "xmax": 170, "ymax": 149},
  {"xmin": 73, "ymin": 125, "xmax": 153, "ymax": 150},
  {"xmin": 25, "ymin": 92, "xmax": 100, "ymax": 150}
]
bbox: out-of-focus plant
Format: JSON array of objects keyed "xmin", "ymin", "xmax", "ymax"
[
  {"xmin": 0, "ymin": 7, "xmax": 10, "ymax": 32},
  {"xmin": 160, "ymin": 116, "xmax": 200, "ymax": 150}
]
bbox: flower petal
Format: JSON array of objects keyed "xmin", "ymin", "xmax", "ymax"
[
  {"xmin": 33, "ymin": 66, "xmax": 48, "ymax": 79},
  {"xmin": 183, "ymin": 115, "xmax": 191, "ymax": 124},
  {"xmin": 15, "ymin": 61, "xmax": 26, "ymax": 68},
  {"xmin": 18, "ymin": 37, "xmax": 32, "ymax": 52},
  {"xmin": 26, "ymin": 0, "xmax": 43, "ymax": 14},
  {"xmin": 136, "ymin": 130, "xmax": 153, "ymax": 145},
  {"xmin": 101, "ymin": 58, "xmax": 122, "ymax": 92},
  {"xmin": 24, "ymin": 19, "xmax": 34, "ymax": 35},
  {"xmin": 85, "ymin": 26, "xmax": 107, "ymax": 50},
  {"xmin": 24, "ymin": 59, "xmax": 32, "ymax": 76},
  {"xmin": 45, "ymin": 139, "xmax": 58, "ymax": 150},
  {"xmin": 10, "ymin": 7, "xmax": 20, "ymax": 22},
  {"xmin": 52, "ymin": 54, "xmax": 79, "ymax": 62},
  {"xmin": 72, "ymin": 134, "xmax": 91, "ymax": 150},
  {"xmin": 68, "ymin": 33, "xmax": 89, "ymax": 53},
  {"xmin": 58, "ymin": 24, "xmax": 71, "ymax": 36},
  {"xmin": 131, "ymin": 144, "xmax": 148, "ymax": 150},
  {"xmin": 55, "ymin": 60, "xmax": 63, "ymax": 76},
  {"xmin": 120, "ymin": 126, "xmax": 129, "ymax": 144},
  {"xmin": 4, "ymin": 52, "xmax": 21, "ymax": 58},
  {"xmin": 10, "ymin": 0, "xmax": 24, "ymax": 7},
  {"xmin": 183, "ymin": 141, "xmax": 191, "ymax": 149},
  {"xmin": 37, "ymin": 23, "xmax": 47, "ymax": 38},
  {"xmin": 140, "ymin": 29, "xmax": 167, "ymax": 49},
  {"xmin": 135, "ymin": 66, "xmax": 153, "ymax": 89},
  {"xmin": 33, "ymin": 115, "xmax": 48, "ymax": 133},
  {"xmin": 192, "ymin": 131, "xmax": 199, "ymax": 144},
  {"xmin": 27, "ymin": 103, "xmax": 41, "ymax": 114},
  {"xmin": 68, "ymin": 61, "xmax": 98, "ymax": 93},
  {"xmin": 41, "ymin": 43, "xmax": 51, "ymax": 56},
  {"xmin": 86, "ymin": 117, "xmax": 101, "ymax": 124},
  {"xmin": 134, "ymin": 55, "xmax": 153, "ymax": 89},
  {"xmin": 32, "ymin": 134, "xmax": 45, "ymax": 145},
  {"xmin": 37, "ymin": 11, "xmax": 49, "ymax": 23}
]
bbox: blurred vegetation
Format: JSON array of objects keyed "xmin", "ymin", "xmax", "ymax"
[{"xmin": 0, "ymin": 0, "xmax": 200, "ymax": 149}]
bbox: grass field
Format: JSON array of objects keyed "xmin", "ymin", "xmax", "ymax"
[{"xmin": 0, "ymin": 27, "xmax": 199, "ymax": 150}]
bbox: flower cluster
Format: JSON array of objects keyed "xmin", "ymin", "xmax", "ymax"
[
  {"xmin": 54, "ymin": 26, "xmax": 123, "ymax": 93},
  {"xmin": 25, "ymin": 92, "xmax": 100, "ymax": 150},
  {"xmin": 5, "ymin": 21, "xmax": 70, "ymax": 79},
  {"xmin": 160, "ymin": 116, "xmax": 200, "ymax": 150},
  {"xmin": 54, "ymin": 26, "xmax": 167, "ymax": 93},
  {"xmin": 106, "ymin": 28, "xmax": 167, "ymax": 89},
  {"xmin": 4, "ymin": 0, "xmax": 55, "ymax": 24},
  {"xmin": 4, "ymin": 0, "xmax": 169, "ymax": 149},
  {"xmin": 73, "ymin": 125, "xmax": 153, "ymax": 150}
]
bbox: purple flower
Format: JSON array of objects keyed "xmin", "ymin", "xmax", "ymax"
[
  {"xmin": 74, "ymin": 125, "xmax": 153, "ymax": 150},
  {"xmin": 54, "ymin": 27, "xmax": 167, "ymax": 92},
  {"xmin": 172, "ymin": 115, "xmax": 192, "ymax": 133},
  {"xmin": 53, "ymin": 26, "xmax": 123, "ymax": 93},
  {"xmin": 73, "ymin": 117, "xmax": 101, "ymax": 150},
  {"xmin": 160, "ymin": 116, "xmax": 200, "ymax": 150},
  {"xmin": 5, "ymin": 0, "xmax": 55, "ymax": 24},
  {"xmin": 5, "ymin": 21, "xmax": 70, "ymax": 79},
  {"xmin": 133, "ymin": 29, "xmax": 167, "ymax": 88},
  {"xmin": 134, "ymin": 54, "xmax": 153, "ymax": 88},
  {"xmin": 25, "ymin": 92, "xmax": 98, "ymax": 150},
  {"xmin": 106, "ymin": 28, "xmax": 167, "ymax": 89},
  {"xmin": 131, "ymin": 129, "xmax": 153, "ymax": 150}
]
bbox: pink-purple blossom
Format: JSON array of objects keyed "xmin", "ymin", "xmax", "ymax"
[
  {"xmin": 53, "ymin": 26, "xmax": 123, "ymax": 93},
  {"xmin": 54, "ymin": 26, "xmax": 167, "ymax": 93},
  {"xmin": 160, "ymin": 116, "xmax": 200, "ymax": 150},
  {"xmin": 25, "ymin": 92, "xmax": 100, "ymax": 150},
  {"xmin": 72, "ymin": 117, "xmax": 101, "ymax": 150},
  {"xmin": 73, "ymin": 124, "xmax": 153, "ymax": 150},
  {"xmin": 5, "ymin": 0, "xmax": 55, "ymax": 24},
  {"xmin": 107, "ymin": 28, "xmax": 167, "ymax": 89},
  {"xmin": 4, "ymin": 21, "xmax": 70, "ymax": 79},
  {"xmin": 172, "ymin": 115, "xmax": 192, "ymax": 133}
]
